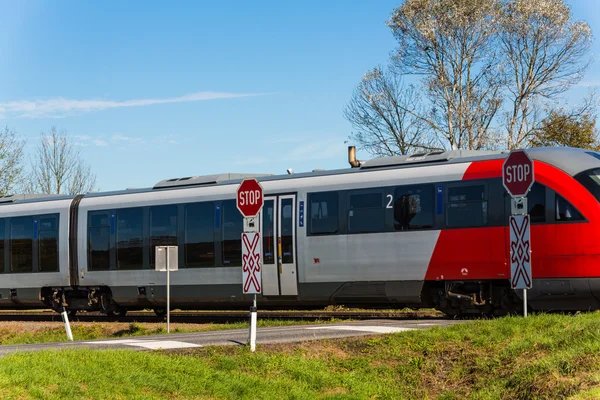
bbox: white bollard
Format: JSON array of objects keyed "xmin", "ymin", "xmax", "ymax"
[
  {"xmin": 523, "ymin": 289, "xmax": 528, "ymax": 318},
  {"xmin": 249, "ymin": 294, "xmax": 257, "ymax": 352},
  {"xmin": 61, "ymin": 308, "xmax": 74, "ymax": 341}
]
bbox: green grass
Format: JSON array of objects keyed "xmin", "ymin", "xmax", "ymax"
[
  {"xmin": 0, "ymin": 318, "xmax": 350, "ymax": 346},
  {"xmin": 1, "ymin": 313, "xmax": 600, "ymax": 399}
]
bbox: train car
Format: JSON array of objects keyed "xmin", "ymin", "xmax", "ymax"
[{"xmin": 0, "ymin": 146, "xmax": 599, "ymax": 316}]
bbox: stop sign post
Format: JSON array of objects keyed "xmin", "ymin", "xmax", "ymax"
[
  {"xmin": 503, "ymin": 149, "xmax": 534, "ymax": 317},
  {"xmin": 237, "ymin": 178, "xmax": 264, "ymax": 352}
]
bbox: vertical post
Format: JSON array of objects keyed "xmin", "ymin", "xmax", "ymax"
[
  {"xmin": 61, "ymin": 307, "xmax": 73, "ymax": 341},
  {"xmin": 250, "ymin": 293, "xmax": 257, "ymax": 352},
  {"xmin": 167, "ymin": 248, "xmax": 170, "ymax": 333},
  {"xmin": 523, "ymin": 288, "xmax": 527, "ymax": 318}
]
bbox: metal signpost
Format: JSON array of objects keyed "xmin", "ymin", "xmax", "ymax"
[
  {"xmin": 237, "ymin": 178, "xmax": 263, "ymax": 352},
  {"xmin": 502, "ymin": 150, "xmax": 534, "ymax": 317},
  {"xmin": 156, "ymin": 245, "xmax": 178, "ymax": 332}
]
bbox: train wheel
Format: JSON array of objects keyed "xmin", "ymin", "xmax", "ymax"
[
  {"xmin": 154, "ymin": 308, "xmax": 167, "ymax": 318},
  {"xmin": 105, "ymin": 307, "xmax": 127, "ymax": 317}
]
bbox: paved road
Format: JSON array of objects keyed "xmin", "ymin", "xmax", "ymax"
[{"xmin": 0, "ymin": 319, "xmax": 466, "ymax": 355}]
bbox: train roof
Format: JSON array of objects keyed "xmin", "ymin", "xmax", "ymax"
[{"xmin": 3, "ymin": 146, "xmax": 600, "ymax": 205}]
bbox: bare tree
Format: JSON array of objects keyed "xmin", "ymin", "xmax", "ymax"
[
  {"xmin": 344, "ymin": 66, "xmax": 439, "ymax": 156},
  {"xmin": 387, "ymin": 0, "xmax": 504, "ymax": 150},
  {"xmin": 499, "ymin": 0, "xmax": 593, "ymax": 149},
  {"xmin": 0, "ymin": 126, "xmax": 26, "ymax": 195},
  {"xmin": 28, "ymin": 127, "xmax": 97, "ymax": 195},
  {"xmin": 346, "ymin": 0, "xmax": 593, "ymax": 157}
]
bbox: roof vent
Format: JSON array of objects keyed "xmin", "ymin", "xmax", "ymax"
[
  {"xmin": 0, "ymin": 194, "xmax": 63, "ymax": 204},
  {"xmin": 360, "ymin": 150, "xmax": 502, "ymax": 169},
  {"xmin": 153, "ymin": 173, "xmax": 272, "ymax": 189}
]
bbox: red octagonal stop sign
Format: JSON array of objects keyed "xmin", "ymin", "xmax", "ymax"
[
  {"xmin": 237, "ymin": 179, "xmax": 264, "ymax": 217},
  {"xmin": 503, "ymin": 150, "xmax": 534, "ymax": 197}
]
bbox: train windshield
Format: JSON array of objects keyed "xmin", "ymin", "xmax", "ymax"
[{"xmin": 575, "ymin": 168, "xmax": 600, "ymax": 202}]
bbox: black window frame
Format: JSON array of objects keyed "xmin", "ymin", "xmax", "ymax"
[
  {"xmin": 347, "ymin": 189, "xmax": 385, "ymax": 234},
  {"xmin": 149, "ymin": 204, "xmax": 178, "ymax": 268},
  {"xmin": 38, "ymin": 214, "xmax": 59, "ymax": 272},
  {"xmin": 308, "ymin": 191, "xmax": 339, "ymax": 236},
  {"xmin": 183, "ymin": 201, "xmax": 216, "ymax": 268},
  {"xmin": 554, "ymin": 193, "xmax": 585, "ymax": 223},
  {"xmin": 393, "ymin": 184, "xmax": 435, "ymax": 231},
  {"xmin": 9, "ymin": 216, "xmax": 34, "ymax": 273},
  {"xmin": 88, "ymin": 211, "xmax": 112, "ymax": 271},
  {"xmin": 115, "ymin": 207, "xmax": 144, "ymax": 270},
  {"xmin": 446, "ymin": 181, "xmax": 489, "ymax": 228}
]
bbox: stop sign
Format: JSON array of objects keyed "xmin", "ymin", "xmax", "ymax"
[
  {"xmin": 236, "ymin": 179, "xmax": 264, "ymax": 217},
  {"xmin": 503, "ymin": 150, "xmax": 534, "ymax": 197}
]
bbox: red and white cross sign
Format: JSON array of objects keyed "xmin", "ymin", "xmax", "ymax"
[
  {"xmin": 242, "ymin": 232, "xmax": 262, "ymax": 294},
  {"xmin": 510, "ymin": 215, "xmax": 532, "ymax": 289}
]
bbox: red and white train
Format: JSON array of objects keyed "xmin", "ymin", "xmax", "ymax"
[{"xmin": 0, "ymin": 146, "xmax": 598, "ymax": 316}]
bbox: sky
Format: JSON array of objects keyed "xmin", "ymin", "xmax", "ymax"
[{"xmin": 0, "ymin": 0, "xmax": 598, "ymax": 192}]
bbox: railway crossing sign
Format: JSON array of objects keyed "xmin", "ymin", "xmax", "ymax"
[
  {"xmin": 242, "ymin": 232, "xmax": 262, "ymax": 294},
  {"xmin": 237, "ymin": 178, "xmax": 264, "ymax": 352},
  {"xmin": 503, "ymin": 150, "xmax": 534, "ymax": 197},
  {"xmin": 237, "ymin": 179, "xmax": 264, "ymax": 217},
  {"xmin": 509, "ymin": 215, "xmax": 532, "ymax": 290}
]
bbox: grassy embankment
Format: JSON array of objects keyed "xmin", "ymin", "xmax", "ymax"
[{"xmin": 0, "ymin": 313, "xmax": 600, "ymax": 399}]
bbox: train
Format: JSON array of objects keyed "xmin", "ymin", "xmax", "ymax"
[{"xmin": 0, "ymin": 145, "xmax": 598, "ymax": 317}]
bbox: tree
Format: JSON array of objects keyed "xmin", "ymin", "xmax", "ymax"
[
  {"xmin": 346, "ymin": 0, "xmax": 593, "ymax": 155},
  {"xmin": 387, "ymin": 0, "xmax": 504, "ymax": 150},
  {"xmin": 530, "ymin": 109, "xmax": 599, "ymax": 150},
  {"xmin": 28, "ymin": 127, "xmax": 97, "ymax": 195},
  {"xmin": 344, "ymin": 66, "xmax": 438, "ymax": 156},
  {"xmin": 0, "ymin": 126, "xmax": 26, "ymax": 196},
  {"xmin": 500, "ymin": 0, "xmax": 593, "ymax": 149}
]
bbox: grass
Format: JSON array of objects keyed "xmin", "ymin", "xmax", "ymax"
[
  {"xmin": 0, "ymin": 313, "xmax": 600, "ymax": 398},
  {"xmin": 0, "ymin": 318, "xmax": 350, "ymax": 345}
]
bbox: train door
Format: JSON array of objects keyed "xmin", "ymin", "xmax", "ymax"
[{"xmin": 261, "ymin": 195, "xmax": 298, "ymax": 296}]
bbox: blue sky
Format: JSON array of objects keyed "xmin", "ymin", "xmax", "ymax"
[{"xmin": 0, "ymin": 0, "xmax": 598, "ymax": 192}]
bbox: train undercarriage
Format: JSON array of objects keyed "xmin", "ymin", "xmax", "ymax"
[
  {"xmin": 39, "ymin": 280, "xmax": 527, "ymax": 318},
  {"xmin": 425, "ymin": 281, "xmax": 524, "ymax": 316}
]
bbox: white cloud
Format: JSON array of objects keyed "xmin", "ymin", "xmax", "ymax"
[
  {"xmin": 111, "ymin": 134, "xmax": 144, "ymax": 144},
  {"xmin": 74, "ymin": 134, "xmax": 92, "ymax": 141},
  {"xmin": 93, "ymin": 139, "xmax": 109, "ymax": 147},
  {"xmin": 0, "ymin": 91, "xmax": 262, "ymax": 118}
]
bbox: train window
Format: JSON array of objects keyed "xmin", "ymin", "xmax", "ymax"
[
  {"xmin": 38, "ymin": 215, "xmax": 59, "ymax": 272},
  {"xmin": 527, "ymin": 183, "xmax": 545, "ymax": 223},
  {"xmin": 222, "ymin": 200, "xmax": 242, "ymax": 266},
  {"xmin": 0, "ymin": 219, "xmax": 4, "ymax": 273},
  {"xmin": 555, "ymin": 195, "xmax": 584, "ymax": 222},
  {"xmin": 446, "ymin": 184, "xmax": 488, "ymax": 228},
  {"xmin": 309, "ymin": 192, "xmax": 338, "ymax": 235},
  {"xmin": 574, "ymin": 168, "xmax": 600, "ymax": 202},
  {"xmin": 150, "ymin": 205, "xmax": 177, "ymax": 268},
  {"xmin": 394, "ymin": 185, "xmax": 434, "ymax": 230},
  {"xmin": 116, "ymin": 207, "xmax": 143, "ymax": 269},
  {"xmin": 184, "ymin": 202, "xmax": 215, "ymax": 267},
  {"xmin": 10, "ymin": 216, "xmax": 33, "ymax": 273},
  {"xmin": 348, "ymin": 192, "xmax": 384, "ymax": 233},
  {"xmin": 88, "ymin": 211, "xmax": 110, "ymax": 271},
  {"xmin": 281, "ymin": 198, "xmax": 294, "ymax": 263},
  {"xmin": 262, "ymin": 200, "xmax": 275, "ymax": 265}
]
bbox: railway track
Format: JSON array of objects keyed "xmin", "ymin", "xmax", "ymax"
[{"xmin": 0, "ymin": 310, "xmax": 446, "ymax": 323}]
